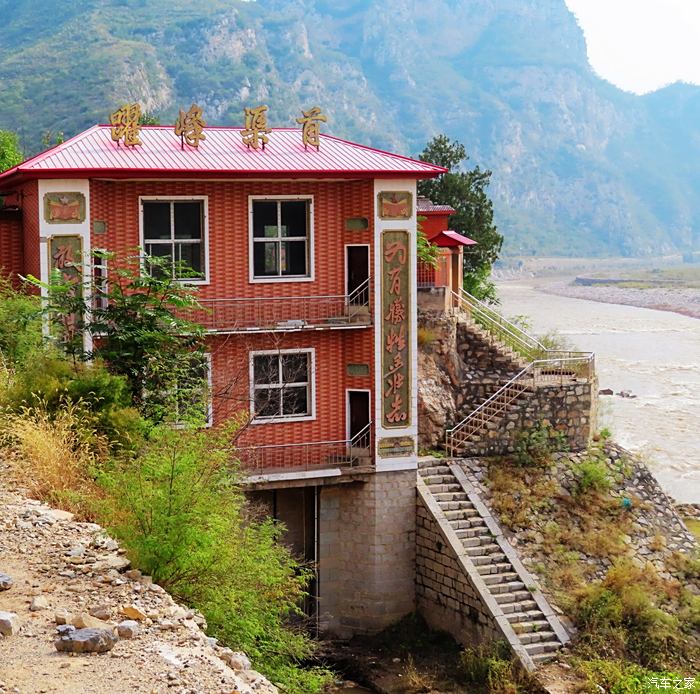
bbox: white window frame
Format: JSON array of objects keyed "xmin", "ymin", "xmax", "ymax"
[
  {"xmin": 248, "ymin": 195, "xmax": 314, "ymax": 283},
  {"xmin": 92, "ymin": 248, "xmax": 109, "ymax": 312},
  {"xmin": 139, "ymin": 195, "xmax": 210, "ymax": 285},
  {"xmin": 173, "ymin": 352, "xmax": 213, "ymax": 428},
  {"xmin": 249, "ymin": 348, "xmax": 316, "ymax": 424}
]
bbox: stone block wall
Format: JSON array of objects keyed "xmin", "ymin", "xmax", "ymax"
[
  {"xmin": 318, "ymin": 470, "xmax": 416, "ymax": 637},
  {"xmin": 469, "ymin": 381, "xmax": 596, "ymax": 456},
  {"xmin": 416, "ymin": 496, "xmax": 501, "ymax": 645}
]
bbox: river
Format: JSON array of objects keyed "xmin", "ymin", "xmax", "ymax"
[{"xmin": 496, "ymin": 281, "xmax": 700, "ymax": 504}]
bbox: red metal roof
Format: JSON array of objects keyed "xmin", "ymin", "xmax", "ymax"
[
  {"xmin": 431, "ymin": 230, "xmax": 477, "ymax": 247},
  {"xmin": 0, "ymin": 126, "xmax": 446, "ymax": 184},
  {"xmin": 417, "ymin": 197, "xmax": 455, "ymax": 214}
]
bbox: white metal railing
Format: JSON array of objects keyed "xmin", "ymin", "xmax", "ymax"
[
  {"xmin": 238, "ymin": 421, "xmax": 373, "ymax": 475},
  {"xmin": 445, "ymin": 355, "xmax": 595, "ymax": 456},
  {"xmin": 185, "ymin": 278, "xmax": 371, "ymax": 333},
  {"xmin": 452, "ymin": 289, "xmax": 593, "ymax": 364}
]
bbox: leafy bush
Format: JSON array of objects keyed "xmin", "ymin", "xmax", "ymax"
[
  {"xmin": 2, "ymin": 355, "xmax": 147, "ymax": 451},
  {"xmin": 514, "ymin": 421, "xmax": 568, "ymax": 468},
  {"xmin": 571, "ymin": 560, "xmax": 692, "ymax": 670},
  {"xmin": 460, "ymin": 641, "xmax": 538, "ymax": 693},
  {"xmin": 575, "ymin": 458, "xmax": 612, "ymax": 494},
  {"xmin": 97, "ymin": 423, "xmax": 330, "ymax": 694},
  {"xmin": 575, "ymin": 658, "xmax": 700, "ymax": 694},
  {"xmin": 0, "ymin": 275, "xmax": 42, "ymax": 367}
]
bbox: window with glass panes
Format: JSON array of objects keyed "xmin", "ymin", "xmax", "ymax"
[
  {"xmin": 252, "ymin": 351, "xmax": 313, "ymax": 419},
  {"xmin": 142, "ymin": 199, "xmax": 205, "ymax": 279},
  {"xmin": 252, "ymin": 199, "xmax": 310, "ymax": 278}
]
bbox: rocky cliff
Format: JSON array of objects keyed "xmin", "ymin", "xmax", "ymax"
[{"xmin": 2, "ymin": 0, "xmax": 700, "ymax": 257}]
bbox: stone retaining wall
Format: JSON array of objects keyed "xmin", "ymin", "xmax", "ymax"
[{"xmin": 468, "ymin": 381, "xmax": 596, "ymax": 456}]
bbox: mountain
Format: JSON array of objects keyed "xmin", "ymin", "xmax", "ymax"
[{"xmin": 1, "ymin": 0, "xmax": 699, "ymax": 258}]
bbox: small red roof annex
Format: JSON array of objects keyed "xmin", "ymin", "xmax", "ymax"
[
  {"xmin": 0, "ymin": 126, "xmax": 446, "ymax": 184},
  {"xmin": 417, "ymin": 197, "xmax": 455, "ymax": 215}
]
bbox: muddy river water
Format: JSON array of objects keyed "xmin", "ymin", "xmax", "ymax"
[{"xmin": 496, "ymin": 281, "xmax": 700, "ymax": 504}]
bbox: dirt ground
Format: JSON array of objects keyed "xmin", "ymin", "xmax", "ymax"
[{"xmin": 0, "ymin": 465, "xmax": 276, "ymax": 694}]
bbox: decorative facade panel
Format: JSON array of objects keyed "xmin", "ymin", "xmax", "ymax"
[{"xmin": 381, "ymin": 229, "xmax": 411, "ymax": 428}]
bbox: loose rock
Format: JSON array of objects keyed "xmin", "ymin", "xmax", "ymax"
[
  {"xmin": 0, "ymin": 612, "xmax": 20, "ymax": 637},
  {"xmin": 0, "ymin": 573, "xmax": 12, "ymax": 591},
  {"xmin": 54, "ymin": 627, "xmax": 118, "ymax": 654},
  {"xmin": 116, "ymin": 620, "xmax": 139, "ymax": 639},
  {"xmin": 29, "ymin": 596, "xmax": 49, "ymax": 611}
]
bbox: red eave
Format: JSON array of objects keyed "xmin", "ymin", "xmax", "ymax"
[{"xmin": 431, "ymin": 230, "xmax": 477, "ymax": 247}]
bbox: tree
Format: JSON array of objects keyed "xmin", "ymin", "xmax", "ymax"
[
  {"xmin": 418, "ymin": 135, "xmax": 503, "ymax": 303},
  {"xmin": 29, "ymin": 253, "xmax": 207, "ymax": 425},
  {"xmin": 0, "ymin": 130, "xmax": 22, "ymax": 173}
]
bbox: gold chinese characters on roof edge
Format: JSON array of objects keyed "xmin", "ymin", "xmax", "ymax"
[
  {"xmin": 175, "ymin": 103, "xmax": 207, "ymax": 148},
  {"xmin": 109, "ymin": 103, "xmax": 142, "ymax": 147},
  {"xmin": 241, "ymin": 105, "xmax": 271, "ymax": 150},
  {"xmin": 297, "ymin": 106, "xmax": 327, "ymax": 150}
]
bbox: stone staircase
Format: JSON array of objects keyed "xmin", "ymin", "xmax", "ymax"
[{"xmin": 417, "ymin": 459, "xmax": 570, "ymax": 669}]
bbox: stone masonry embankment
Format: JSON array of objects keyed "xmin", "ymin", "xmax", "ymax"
[
  {"xmin": 418, "ymin": 310, "xmax": 595, "ymax": 454},
  {"xmin": 0, "ymin": 463, "xmax": 277, "ymax": 694}
]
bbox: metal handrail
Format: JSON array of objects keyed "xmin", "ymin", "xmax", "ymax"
[
  {"xmin": 185, "ymin": 278, "xmax": 372, "ymax": 332},
  {"xmin": 452, "ymin": 289, "xmax": 563, "ymax": 361},
  {"xmin": 445, "ymin": 355, "xmax": 595, "ymax": 456},
  {"xmin": 238, "ymin": 421, "xmax": 373, "ymax": 474}
]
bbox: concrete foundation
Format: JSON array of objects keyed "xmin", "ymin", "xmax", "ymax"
[{"xmin": 317, "ymin": 469, "xmax": 416, "ymax": 637}]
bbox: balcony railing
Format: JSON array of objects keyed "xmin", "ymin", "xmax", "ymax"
[
  {"xmin": 237, "ymin": 422, "xmax": 373, "ymax": 476},
  {"xmin": 184, "ymin": 279, "xmax": 371, "ymax": 333}
]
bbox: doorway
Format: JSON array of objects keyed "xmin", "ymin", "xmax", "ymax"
[
  {"xmin": 347, "ymin": 389, "xmax": 371, "ymax": 451},
  {"xmin": 346, "ymin": 245, "xmax": 369, "ymax": 305}
]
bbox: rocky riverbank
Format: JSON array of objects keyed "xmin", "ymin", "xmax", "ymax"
[
  {"xmin": 540, "ymin": 280, "xmax": 700, "ymax": 319},
  {"xmin": 0, "ymin": 462, "xmax": 277, "ymax": 694}
]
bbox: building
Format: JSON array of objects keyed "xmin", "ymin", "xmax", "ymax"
[
  {"xmin": 0, "ymin": 120, "xmax": 445, "ymax": 635},
  {"xmin": 416, "ymin": 196, "xmax": 476, "ymax": 306}
]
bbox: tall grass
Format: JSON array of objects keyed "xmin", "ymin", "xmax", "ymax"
[{"xmin": 0, "ymin": 401, "xmax": 106, "ymax": 518}]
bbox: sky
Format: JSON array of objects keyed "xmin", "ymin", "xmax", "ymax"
[{"xmin": 564, "ymin": 0, "xmax": 700, "ymax": 94}]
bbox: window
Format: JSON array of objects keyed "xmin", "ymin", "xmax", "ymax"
[
  {"xmin": 251, "ymin": 350, "xmax": 314, "ymax": 421},
  {"xmin": 251, "ymin": 198, "xmax": 311, "ymax": 279},
  {"xmin": 141, "ymin": 198, "xmax": 207, "ymax": 281}
]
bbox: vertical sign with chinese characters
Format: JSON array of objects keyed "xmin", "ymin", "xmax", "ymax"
[
  {"xmin": 48, "ymin": 235, "xmax": 83, "ymax": 349},
  {"xmin": 381, "ymin": 230, "xmax": 411, "ymax": 428}
]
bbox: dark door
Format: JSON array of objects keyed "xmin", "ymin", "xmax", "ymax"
[
  {"xmin": 346, "ymin": 245, "xmax": 369, "ymax": 304},
  {"xmin": 348, "ymin": 390, "xmax": 371, "ymax": 446}
]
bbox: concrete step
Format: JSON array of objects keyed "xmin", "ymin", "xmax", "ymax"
[
  {"xmin": 494, "ymin": 590, "xmax": 532, "ymax": 605},
  {"xmin": 433, "ymin": 492, "xmax": 469, "ymax": 502},
  {"xmin": 482, "ymin": 571, "xmax": 519, "ymax": 586},
  {"xmin": 505, "ymin": 609, "xmax": 543, "ymax": 624},
  {"xmin": 454, "ymin": 527, "xmax": 487, "ymax": 539},
  {"xmin": 419, "ymin": 465, "xmax": 451, "ymax": 476},
  {"xmin": 461, "ymin": 536, "xmax": 495, "ymax": 548},
  {"xmin": 469, "ymin": 552, "xmax": 507, "ymax": 566},
  {"xmin": 443, "ymin": 509, "xmax": 479, "ymax": 521},
  {"xmin": 519, "ymin": 630, "xmax": 556, "ymax": 646},
  {"xmin": 510, "ymin": 619, "xmax": 550, "ymax": 634},
  {"xmin": 488, "ymin": 580, "xmax": 526, "ymax": 595},
  {"xmin": 427, "ymin": 484, "xmax": 462, "ymax": 493},
  {"xmin": 422, "ymin": 475, "xmax": 454, "ymax": 485},
  {"xmin": 499, "ymin": 599, "xmax": 538, "ymax": 615},
  {"xmin": 476, "ymin": 562, "xmax": 512, "ymax": 575},
  {"xmin": 452, "ymin": 518, "xmax": 484, "ymax": 530},
  {"xmin": 464, "ymin": 543, "xmax": 502, "ymax": 556},
  {"xmin": 437, "ymin": 500, "xmax": 475, "ymax": 511},
  {"xmin": 524, "ymin": 641, "xmax": 562, "ymax": 656}
]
